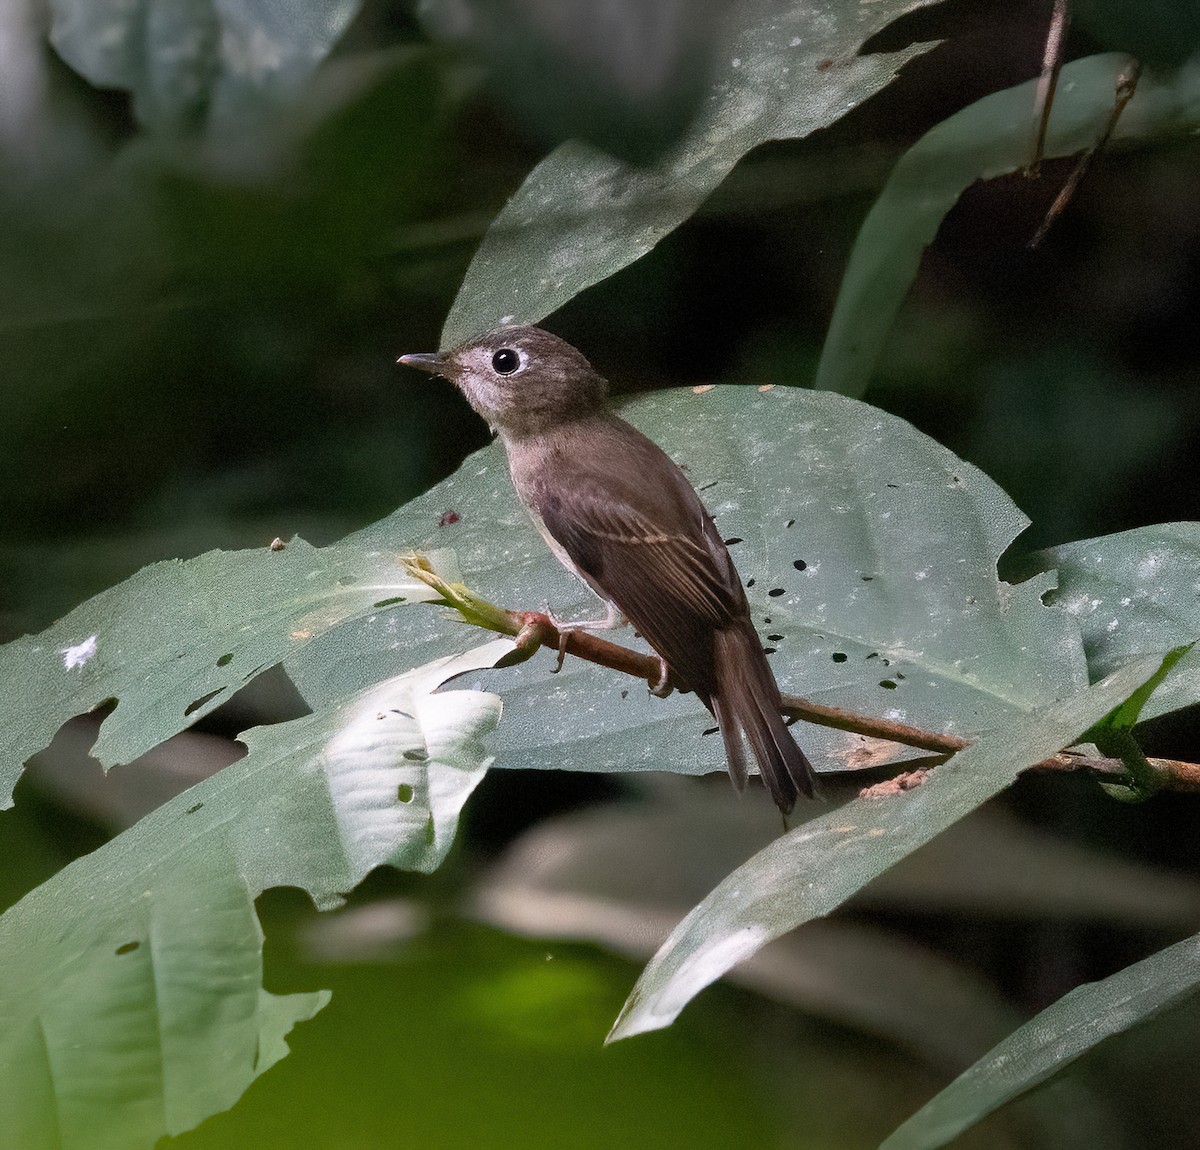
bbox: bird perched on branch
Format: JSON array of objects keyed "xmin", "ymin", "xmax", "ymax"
[{"xmin": 400, "ymin": 325, "xmax": 814, "ymax": 813}]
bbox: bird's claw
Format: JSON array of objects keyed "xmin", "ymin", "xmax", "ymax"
[{"xmin": 553, "ymin": 627, "xmax": 570, "ymax": 674}]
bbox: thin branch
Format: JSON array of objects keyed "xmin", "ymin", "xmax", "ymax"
[
  {"xmin": 1027, "ymin": 0, "xmax": 1071, "ymax": 174},
  {"xmin": 401, "ymin": 554, "xmax": 1200, "ymax": 794},
  {"xmin": 1029, "ymin": 58, "xmax": 1142, "ymax": 248},
  {"xmin": 779, "ymin": 694, "xmax": 967, "ymax": 753}
]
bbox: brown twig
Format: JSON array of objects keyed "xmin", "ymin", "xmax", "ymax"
[
  {"xmin": 1027, "ymin": 0, "xmax": 1071, "ymax": 175},
  {"xmin": 402, "ymin": 553, "xmax": 667, "ymax": 688},
  {"xmin": 400, "ymin": 553, "xmax": 1200, "ymax": 794},
  {"xmin": 1032, "ymin": 751, "xmax": 1200, "ymax": 793},
  {"xmin": 779, "ymin": 694, "xmax": 968, "ymax": 753},
  {"xmin": 1029, "ymin": 59, "xmax": 1142, "ymax": 248}
]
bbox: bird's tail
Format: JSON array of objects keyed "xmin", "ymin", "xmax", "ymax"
[{"xmin": 709, "ymin": 624, "xmax": 815, "ymax": 814}]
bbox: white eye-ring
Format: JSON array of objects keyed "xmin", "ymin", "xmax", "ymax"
[{"xmin": 491, "ymin": 347, "xmax": 522, "ymax": 375}]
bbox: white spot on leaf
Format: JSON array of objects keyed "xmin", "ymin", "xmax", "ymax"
[{"xmin": 62, "ymin": 636, "xmax": 97, "ymax": 670}]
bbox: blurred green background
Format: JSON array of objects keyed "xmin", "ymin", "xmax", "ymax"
[{"xmin": 3, "ymin": 0, "xmax": 1200, "ymax": 1146}]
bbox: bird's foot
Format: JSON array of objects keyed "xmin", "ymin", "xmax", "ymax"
[{"xmin": 541, "ymin": 600, "xmax": 626, "ymax": 674}]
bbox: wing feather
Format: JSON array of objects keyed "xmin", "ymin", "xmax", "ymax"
[{"xmin": 530, "ymin": 422, "xmax": 746, "ymax": 696}]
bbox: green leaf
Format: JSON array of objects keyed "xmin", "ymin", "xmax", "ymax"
[
  {"xmin": 441, "ymin": 0, "xmax": 943, "ymax": 347},
  {"xmin": 607, "ymin": 655, "xmax": 1168, "ymax": 1042},
  {"xmin": 310, "ymin": 385, "xmax": 1087, "ymax": 778},
  {"xmin": 0, "ymin": 538, "xmax": 445, "ymax": 808},
  {"xmin": 0, "ymin": 639, "xmax": 509, "ymax": 1150},
  {"xmin": 47, "ymin": 0, "xmax": 362, "ymax": 134},
  {"xmin": 815, "ymin": 53, "xmax": 1200, "ymax": 397},
  {"xmin": 878, "ymin": 928, "xmax": 1200, "ymax": 1150},
  {"xmin": 1095, "ymin": 643, "xmax": 1192, "ymax": 732},
  {"xmin": 418, "ymin": 0, "xmax": 726, "ymax": 163},
  {"xmin": 1030, "ymin": 524, "xmax": 1200, "ymax": 722}
]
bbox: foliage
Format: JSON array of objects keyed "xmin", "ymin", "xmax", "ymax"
[
  {"xmin": 814, "ymin": 54, "xmax": 1200, "ymax": 397},
  {"xmin": 440, "ymin": 0, "xmax": 944, "ymax": 347},
  {"xmin": 3, "ymin": 1, "xmax": 1200, "ymax": 1148}
]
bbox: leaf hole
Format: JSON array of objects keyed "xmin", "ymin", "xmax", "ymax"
[
  {"xmin": 860, "ymin": 575, "xmax": 874, "ymax": 582},
  {"xmin": 701, "ymin": 726, "xmax": 719, "ymax": 737},
  {"xmin": 746, "ymin": 578, "xmax": 755, "ymax": 588},
  {"xmin": 831, "ymin": 652, "xmax": 848, "ymax": 663},
  {"xmin": 879, "ymin": 680, "xmax": 898, "ymax": 690},
  {"xmin": 793, "ymin": 559, "xmax": 807, "ymax": 571},
  {"xmin": 785, "ymin": 519, "xmax": 795, "ymax": 528},
  {"xmin": 186, "ymin": 802, "xmax": 204, "ymax": 815},
  {"xmin": 767, "ymin": 634, "xmax": 784, "ymax": 643},
  {"xmin": 216, "ymin": 653, "xmax": 234, "ymax": 667},
  {"xmin": 397, "ymin": 784, "xmax": 415, "ymax": 803},
  {"xmin": 403, "ymin": 748, "xmax": 429, "ymax": 762},
  {"xmin": 374, "ymin": 596, "xmax": 407, "ymax": 608},
  {"xmin": 763, "ymin": 647, "xmax": 777, "ymax": 655},
  {"xmin": 767, "ymin": 588, "xmax": 785, "ymax": 598},
  {"xmin": 115, "ymin": 941, "xmax": 140, "ymax": 956},
  {"xmin": 724, "ymin": 537, "xmax": 743, "ymax": 546},
  {"xmin": 185, "ymin": 687, "xmax": 226, "ymax": 716}
]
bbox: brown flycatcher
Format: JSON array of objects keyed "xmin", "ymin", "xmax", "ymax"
[{"xmin": 399, "ymin": 325, "xmax": 814, "ymax": 813}]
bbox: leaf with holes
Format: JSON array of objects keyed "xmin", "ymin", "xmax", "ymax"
[
  {"xmin": 0, "ymin": 639, "xmax": 509, "ymax": 1149},
  {"xmin": 1028, "ymin": 523, "xmax": 1200, "ymax": 721},
  {"xmin": 322, "ymin": 384, "xmax": 1091, "ymax": 781},
  {"xmin": 0, "ymin": 539, "xmax": 450, "ymax": 808}
]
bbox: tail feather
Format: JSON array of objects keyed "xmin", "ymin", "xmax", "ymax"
[
  {"xmin": 710, "ymin": 692, "xmax": 749, "ymax": 793},
  {"xmin": 711, "ymin": 625, "xmax": 815, "ymax": 814}
]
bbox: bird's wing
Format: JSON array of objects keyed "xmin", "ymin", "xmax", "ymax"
[{"xmin": 535, "ymin": 463, "xmax": 744, "ymax": 694}]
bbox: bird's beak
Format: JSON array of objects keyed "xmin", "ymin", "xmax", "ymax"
[{"xmin": 397, "ymin": 351, "xmax": 448, "ymax": 376}]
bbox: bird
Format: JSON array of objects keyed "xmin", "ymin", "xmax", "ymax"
[{"xmin": 399, "ymin": 325, "xmax": 815, "ymax": 813}]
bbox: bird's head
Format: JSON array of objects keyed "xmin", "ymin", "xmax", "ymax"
[{"xmin": 399, "ymin": 325, "xmax": 607, "ymax": 440}]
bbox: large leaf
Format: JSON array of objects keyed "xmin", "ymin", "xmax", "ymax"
[
  {"xmin": 316, "ymin": 384, "xmax": 1089, "ymax": 778},
  {"xmin": 815, "ymin": 53, "xmax": 1200, "ymax": 397},
  {"xmin": 879, "ymin": 928, "xmax": 1200, "ymax": 1150},
  {"xmin": 471, "ymin": 787, "xmax": 1028, "ymax": 1070},
  {"xmin": 1030, "ymin": 524, "xmax": 1200, "ymax": 721},
  {"xmin": 47, "ymin": 0, "xmax": 362, "ymax": 134},
  {"xmin": 441, "ymin": 0, "xmax": 942, "ymax": 347},
  {"xmin": 0, "ymin": 639, "xmax": 509, "ymax": 1150},
  {"xmin": 0, "ymin": 539, "xmax": 445, "ymax": 807},
  {"xmin": 7, "ymin": 386, "xmax": 1195, "ymax": 803},
  {"xmin": 418, "ymin": 0, "xmax": 726, "ymax": 163},
  {"xmin": 607, "ymin": 655, "xmax": 1170, "ymax": 1041}
]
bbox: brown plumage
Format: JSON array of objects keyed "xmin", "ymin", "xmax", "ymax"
[{"xmin": 399, "ymin": 325, "xmax": 815, "ymax": 812}]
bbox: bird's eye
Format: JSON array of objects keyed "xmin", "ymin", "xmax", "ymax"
[{"xmin": 491, "ymin": 348, "xmax": 520, "ymax": 375}]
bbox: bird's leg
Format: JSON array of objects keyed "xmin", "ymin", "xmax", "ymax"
[{"xmin": 544, "ymin": 599, "xmax": 626, "ymax": 673}]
